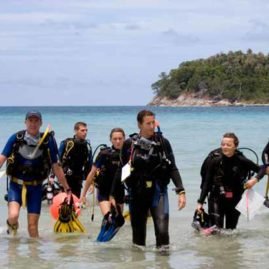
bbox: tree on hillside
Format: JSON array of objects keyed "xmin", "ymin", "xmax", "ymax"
[{"xmin": 151, "ymin": 50, "xmax": 269, "ymax": 103}]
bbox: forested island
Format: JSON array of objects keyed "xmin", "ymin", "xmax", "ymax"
[{"xmin": 149, "ymin": 49, "xmax": 269, "ymax": 106}]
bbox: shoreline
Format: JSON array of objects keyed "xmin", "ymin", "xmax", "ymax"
[{"xmin": 147, "ymin": 94, "xmax": 269, "ymax": 107}]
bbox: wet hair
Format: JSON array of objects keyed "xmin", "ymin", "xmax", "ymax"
[
  {"xmin": 74, "ymin": 122, "xmax": 87, "ymax": 131},
  {"xmin": 223, "ymin": 132, "xmax": 239, "ymax": 147},
  {"xmin": 110, "ymin": 128, "xmax": 125, "ymax": 139},
  {"xmin": 136, "ymin": 110, "xmax": 155, "ymax": 124}
]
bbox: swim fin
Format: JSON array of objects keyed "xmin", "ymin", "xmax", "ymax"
[
  {"xmin": 123, "ymin": 210, "xmax": 130, "ymax": 220},
  {"xmin": 54, "ymin": 219, "xmax": 74, "ymax": 233},
  {"xmin": 200, "ymin": 225, "xmax": 220, "ymax": 236},
  {"xmin": 70, "ymin": 211, "xmax": 86, "ymax": 233},
  {"xmin": 96, "ymin": 211, "xmax": 111, "ymax": 242},
  {"xmin": 96, "ymin": 206, "xmax": 125, "ymax": 242},
  {"xmin": 53, "ymin": 198, "xmax": 75, "ymax": 233},
  {"xmin": 191, "ymin": 209, "xmax": 210, "ymax": 232}
]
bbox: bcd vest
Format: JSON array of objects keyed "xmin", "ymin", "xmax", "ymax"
[
  {"xmin": 131, "ymin": 134, "xmax": 165, "ymax": 173},
  {"xmin": 61, "ymin": 137, "xmax": 92, "ymax": 177},
  {"xmin": 126, "ymin": 134, "xmax": 171, "ymax": 190},
  {"xmin": 207, "ymin": 151, "xmax": 249, "ymax": 196},
  {"xmin": 94, "ymin": 147, "xmax": 120, "ymax": 191},
  {"xmin": 6, "ymin": 130, "xmax": 53, "ymax": 180}
]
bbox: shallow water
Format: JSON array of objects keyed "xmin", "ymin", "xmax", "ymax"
[{"xmin": 0, "ymin": 106, "xmax": 269, "ymax": 269}]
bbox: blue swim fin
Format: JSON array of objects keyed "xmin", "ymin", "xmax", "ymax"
[
  {"xmin": 100, "ymin": 223, "xmax": 120, "ymax": 242},
  {"xmin": 96, "ymin": 212, "xmax": 111, "ymax": 242},
  {"xmin": 96, "ymin": 206, "xmax": 125, "ymax": 242}
]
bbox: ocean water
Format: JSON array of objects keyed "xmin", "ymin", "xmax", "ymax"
[{"xmin": 0, "ymin": 106, "xmax": 269, "ymax": 269}]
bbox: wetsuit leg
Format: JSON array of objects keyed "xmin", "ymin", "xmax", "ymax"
[
  {"xmin": 27, "ymin": 185, "xmax": 43, "ymax": 214},
  {"xmin": 150, "ymin": 193, "xmax": 169, "ymax": 247},
  {"xmin": 224, "ymin": 201, "xmax": 240, "ymax": 229},
  {"xmin": 208, "ymin": 196, "xmax": 224, "ymax": 228},
  {"xmin": 8, "ymin": 182, "xmax": 43, "ymax": 214},
  {"xmin": 97, "ymin": 189, "xmax": 109, "ymax": 202},
  {"xmin": 66, "ymin": 176, "xmax": 82, "ymax": 198},
  {"xmin": 129, "ymin": 192, "xmax": 150, "ymax": 246},
  {"xmin": 8, "ymin": 181, "xmax": 22, "ymax": 205},
  {"xmin": 114, "ymin": 185, "xmax": 125, "ymax": 205}
]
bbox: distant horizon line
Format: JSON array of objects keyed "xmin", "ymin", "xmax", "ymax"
[{"xmin": 0, "ymin": 105, "xmax": 150, "ymax": 107}]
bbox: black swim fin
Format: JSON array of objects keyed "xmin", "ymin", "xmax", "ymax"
[
  {"xmin": 191, "ymin": 209, "xmax": 210, "ymax": 231},
  {"xmin": 96, "ymin": 206, "xmax": 125, "ymax": 242}
]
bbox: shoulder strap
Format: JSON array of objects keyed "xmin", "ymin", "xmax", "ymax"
[
  {"xmin": 62, "ymin": 138, "xmax": 75, "ymax": 160},
  {"xmin": 86, "ymin": 139, "xmax": 92, "ymax": 153},
  {"xmin": 154, "ymin": 127, "xmax": 171, "ymax": 165},
  {"xmin": 16, "ymin": 130, "xmax": 25, "ymax": 141}
]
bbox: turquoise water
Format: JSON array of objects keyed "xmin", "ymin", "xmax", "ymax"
[{"xmin": 0, "ymin": 106, "xmax": 269, "ymax": 269}]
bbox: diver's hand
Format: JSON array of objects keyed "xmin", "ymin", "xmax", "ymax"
[
  {"xmin": 65, "ymin": 188, "xmax": 72, "ymax": 204},
  {"xmin": 244, "ymin": 177, "xmax": 258, "ymax": 189},
  {"xmin": 65, "ymin": 187, "xmax": 71, "ymax": 194},
  {"xmin": 80, "ymin": 196, "xmax": 86, "ymax": 204},
  {"xmin": 109, "ymin": 196, "xmax": 116, "ymax": 208},
  {"xmin": 178, "ymin": 193, "xmax": 186, "ymax": 210},
  {"xmin": 88, "ymin": 184, "xmax": 94, "ymax": 194}
]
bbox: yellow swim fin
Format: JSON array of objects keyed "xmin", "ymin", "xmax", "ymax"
[
  {"xmin": 70, "ymin": 212, "xmax": 86, "ymax": 233},
  {"xmin": 54, "ymin": 199, "xmax": 75, "ymax": 233},
  {"xmin": 53, "ymin": 196, "xmax": 86, "ymax": 233},
  {"xmin": 54, "ymin": 220, "xmax": 73, "ymax": 233},
  {"xmin": 123, "ymin": 211, "xmax": 130, "ymax": 221}
]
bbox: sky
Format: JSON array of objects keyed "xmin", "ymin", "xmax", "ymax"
[{"xmin": 0, "ymin": 0, "xmax": 269, "ymax": 106}]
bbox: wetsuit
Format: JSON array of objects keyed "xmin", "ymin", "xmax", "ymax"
[
  {"xmin": 111, "ymin": 133, "xmax": 184, "ymax": 247},
  {"xmin": 94, "ymin": 146, "xmax": 124, "ymax": 204},
  {"xmin": 59, "ymin": 137, "xmax": 92, "ymax": 197},
  {"xmin": 198, "ymin": 152, "xmax": 262, "ymax": 229},
  {"xmin": 262, "ymin": 141, "xmax": 269, "ymax": 165},
  {"xmin": 2, "ymin": 131, "xmax": 58, "ymax": 214}
]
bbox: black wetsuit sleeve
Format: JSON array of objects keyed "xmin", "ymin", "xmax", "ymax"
[
  {"xmin": 110, "ymin": 139, "xmax": 132, "ymax": 198},
  {"xmin": 163, "ymin": 138, "xmax": 185, "ymax": 193},
  {"xmin": 119, "ymin": 139, "xmax": 132, "ymax": 166},
  {"xmin": 240, "ymin": 155, "xmax": 259, "ymax": 172},
  {"xmin": 238, "ymin": 154, "xmax": 265, "ymax": 181},
  {"xmin": 197, "ymin": 158, "xmax": 216, "ymax": 204},
  {"xmin": 262, "ymin": 141, "xmax": 269, "ymax": 165}
]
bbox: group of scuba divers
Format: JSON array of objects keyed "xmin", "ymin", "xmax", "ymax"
[{"xmin": 1, "ymin": 110, "xmax": 269, "ymax": 250}]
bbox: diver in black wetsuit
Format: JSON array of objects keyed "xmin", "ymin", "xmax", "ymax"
[
  {"xmin": 110, "ymin": 110, "xmax": 186, "ymax": 248},
  {"xmin": 197, "ymin": 133, "xmax": 265, "ymax": 229},
  {"xmin": 81, "ymin": 128, "xmax": 125, "ymax": 215},
  {"xmin": 58, "ymin": 122, "xmax": 92, "ymax": 198}
]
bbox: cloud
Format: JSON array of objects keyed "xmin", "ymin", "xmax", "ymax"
[
  {"xmin": 243, "ymin": 19, "xmax": 269, "ymax": 41},
  {"xmin": 162, "ymin": 29, "xmax": 200, "ymax": 45},
  {"xmin": 0, "ymin": 12, "xmax": 77, "ymax": 24},
  {"xmin": 0, "ymin": 0, "xmax": 269, "ymax": 106},
  {"xmin": 125, "ymin": 24, "xmax": 141, "ymax": 31}
]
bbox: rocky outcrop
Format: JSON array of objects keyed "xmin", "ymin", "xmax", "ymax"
[{"xmin": 148, "ymin": 93, "xmax": 245, "ymax": 107}]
